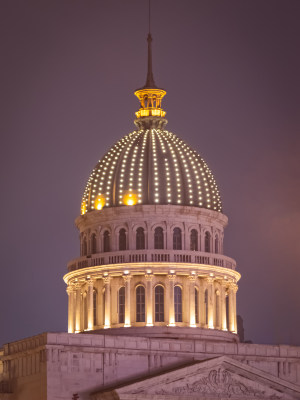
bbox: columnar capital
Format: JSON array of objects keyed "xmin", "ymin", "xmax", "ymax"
[
  {"xmin": 103, "ymin": 276, "xmax": 111, "ymax": 285},
  {"xmin": 145, "ymin": 274, "xmax": 154, "ymax": 281},
  {"xmin": 123, "ymin": 274, "xmax": 132, "ymax": 283},
  {"xmin": 86, "ymin": 278, "xmax": 94, "ymax": 286},
  {"xmin": 230, "ymin": 283, "xmax": 238, "ymax": 293},
  {"xmin": 205, "ymin": 276, "xmax": 214, "ymax": 285},
  {"xmin": 168, "ymin": 274, "xmax": 176, "ymax": 281},
  {"xmin": 188, "ymin": 275, "xmax": 196, "ymax": 282},
  {"xmin": 66, "ymin": 284, "xmax": 75, "ymax": 295},
  {"xmin": 74, "ymin": 282, "xmax": 82, "ymax": 291}
]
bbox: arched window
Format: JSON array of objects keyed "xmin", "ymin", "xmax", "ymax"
[
  {"xmin": 136, "ymin": 286, "xmax": 145, "ymax": 322},
  {"xmin": 93, "ymin": 289, "xmax": 97, "ymax": 326},
  {"xmin": 190, "ymin": 229, "xmax": 198, "ymax": 251},
  {"xmin": 155, "ymin": 286, "xmax": 164, "ymax": 322},
  {"xmin": 103, "ymin": 231, "xmax": 110, "ymax": 252},
  {"xmin": 205, "ymin": 232, "xmax": 211, "ymax": 253},
  {"xmin": 173, "ymin": 227, "xmax": 182, "ymax": 250},
  {"xmin": 154, "ymin": 227, "xmax": 164, "ymax": 249},
  {"xmin": 91, "ymin": 233, "xmax": 97, "ymax": 254},
  {"xmin": 82, "ymin": 237, "xmax": 87, "ymax": 256},
  {"xmin": 174, "ymin": 286, "xmax": 182, "ymax": 322},
  {"xmin": 119, "ymin": 228, "xmax": 126, "ymax": 251},
  {"xmin": 215, "ymin": 235, "xmax": 219, "ymax": 254},
  {"xmin": 136, "ymin": 227, "xmax": 145, "ymax": 250},
  {"xmin": 204, "ymin": 289, "xmax": 208, "ymax": 325},
  {"xmin": 118, "ymin": 287, "xmax": 125, "ymax": 323},
  {"xmin": 195, "ymin": 288, "xmax": 199, "ymax": 324},
  {"xmin": 83, "ymin": 292, "xmax": 88, "ymax": 330}
]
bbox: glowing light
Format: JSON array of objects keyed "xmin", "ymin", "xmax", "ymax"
[
  {"xmin": 81, "ymin": 201, "xmax": 86, "ymax": 215},
  {"xmin": 123, "ymin": 190, "xmax": 138, "ymax": 206},
  {"xmin": 94, "ymin": 194, "xmax": 106, "ymax": 210}
]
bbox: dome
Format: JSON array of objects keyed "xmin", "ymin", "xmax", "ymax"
[{"xmin": 81, "ymin": 128, "xmax": 222, "ymax": 214}]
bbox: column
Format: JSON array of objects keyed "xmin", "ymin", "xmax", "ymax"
[
  {"xmin": 87, "ymin": 278, "xmax": 94, "ymax": 330},
  {"xmin": 145, "ymin": 274, "xmax": 153, "ymax": 326},
  {"xmin": 123, "ymin": 275, "xmax": 132, "ymax": 327},
  {"xmin": 168, "ymin": 274, "xmax": 175, "ymax": 326},
  {"xmin": 188, "ymin": 275, "xmax": 196, "ymax": 327},
  {"xmin": 66, "ymin": 284, "xmax": 76, "ymax": 333},
  {"xmin": 220, "ymin": 281, "xmax": 227, "ymax": 331},
  {"xmin": 232, "ymin": 283, "xmax": 238, "ymax": 333},
  {"xmin": 228, "ymin": 283, "xmax": 235, "ymax": 333},
  {"xmin": 199, "ymin": 279, "xmax": 205, "ymax": 327},
  {"xmin": 75, "ymin": 283, "xmax": 82, "ymax": 332},
  {"xmin": 104, "ymin": 276, "xmax": 111, "ymax": 328},
  {"xmin": 206, "ymin": 277, "xmax": 214, "ymax": 329}
]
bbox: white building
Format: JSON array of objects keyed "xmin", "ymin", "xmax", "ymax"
[{"xmin": 1, "ymin": 31, "xmax": 300, "ymax": 400}]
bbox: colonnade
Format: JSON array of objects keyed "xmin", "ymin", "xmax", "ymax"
[{"xmin": 66, "ymin": 273, "xmax": 238, "ymax": 334}]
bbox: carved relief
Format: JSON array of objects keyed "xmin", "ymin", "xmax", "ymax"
[{"xmin": 152, "ymin": 368, "xmax": 283, "ymax": 398}]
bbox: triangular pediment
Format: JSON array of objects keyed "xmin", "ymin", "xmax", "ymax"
[{"xmin": 92, "ymin": 356, "xmax": 300, "ymax": 399}]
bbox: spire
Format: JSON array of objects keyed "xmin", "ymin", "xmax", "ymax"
[
  {"xmin": 144, "ymin": 33, "xmax": 157, "ymax": 88},
  {"xmin": 134, "ymin": 0, "xmax": 167, "ymax": 129}
]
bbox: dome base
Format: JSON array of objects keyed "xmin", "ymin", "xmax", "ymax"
[
  {"xmin": 83, "ymin": 326, "xmax": 239, "ymax": 343},
  {"xmin": 134, "ymin": 116, "xmax": 168, "ymax": 130}
]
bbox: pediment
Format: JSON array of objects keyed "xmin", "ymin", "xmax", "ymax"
[{"xmin": 92, "ymin": 356, "xmax": 300, "ymax": 399}]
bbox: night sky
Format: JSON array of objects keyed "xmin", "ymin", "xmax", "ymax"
[{"xmin": 1, "ymin": 0, "xmax": 300, "ymax": 347}]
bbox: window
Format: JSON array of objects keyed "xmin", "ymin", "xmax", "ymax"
[
  {"xmin": 103, "ymin": 231, "xmax": 110, "ymax": 252},
  {"xmin": 215, "ymin": 235, "xmax": 219, "ymax": 254},
  {"xmin": 154, "ymin": 227, "xmax": 164, "ymax": 249},
  {"xmin": 82, "ymin": 237, "xmax": 87, "ymax": 256},
  {"xmin": 136, "ymin": 286, "xmax": 145, "ymax": 322},
  {"xmin": 83, "ymin": 292, "xmax": 88, "ymax": 330},
  {"xmin": 173, "ymin": 227, "xmax": 182, "ymax": 250},
  {"xmin": 91, "ymin": 233, "xmax": 97, "ymax": 254},
  {"xmin": 204, "ymin": 289, "xmax": 208, "ymax": 325},
  {"xmin": 190, "ymin": 229, "xmax": 198, "ymax": 251},
  {"xmin": 174, "ymin": 286, "xmax": 182, "ymax": 322},
  {"xmin": 195, "ymin": 288, "xmax": 199, "ymax": 324},
  {"xmin": 205, "ymin": 232, "xmax": 211, "ymax": 253},
  {"xmin": 136, "ymin": 227, "xmax": 145, "ymax": 250},
  {"xmin": 155, "ymin": 286, "xmax": 164, "ymax": 322},
  {"xmin": 93, "ymin": 289, "xmax": 97, "ymax": 326},
  {"xmin": 119, "ymin": 228, "xmax": 126, "ymax": 251},
  {"xmin": 118, "ymin": 287, "xmax": 125, "ymax": 323}
]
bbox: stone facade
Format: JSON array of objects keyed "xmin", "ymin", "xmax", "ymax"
[{"xmin": 1, "ymin": 331, "xmax": 300, "ymax": 399}]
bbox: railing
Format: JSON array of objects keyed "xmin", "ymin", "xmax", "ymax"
[{"xmin": 67, "ymin": 250, "xmax": 236, "ymax": 272}]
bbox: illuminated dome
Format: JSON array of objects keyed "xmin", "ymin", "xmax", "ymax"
[{"xmin": 81, "ymin": 129, "xmax": 222, "ymax": 213}]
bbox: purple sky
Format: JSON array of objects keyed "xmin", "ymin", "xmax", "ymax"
[{"xmin": 1, "ymin": 0, "xmax": 300, "ymax": 347}]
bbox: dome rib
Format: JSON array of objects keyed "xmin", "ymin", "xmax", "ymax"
[{"xmin": 81, "ymin": 129, "xmax": 222, "ymax": 214}]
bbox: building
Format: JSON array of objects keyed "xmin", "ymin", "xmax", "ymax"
[{"xmin": 1, "ymin": 29, "xmax": 300, "ymax": 400}]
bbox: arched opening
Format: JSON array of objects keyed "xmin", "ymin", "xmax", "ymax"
[
  {"xmin": 118, "ymin": 287, "xmax": 125, "ymax": 323},
  {"xmin": 155, "ymin": 286, "xmax": 164, "ymax": 322},
  {"xmin": 190, "ymin": 229, "xmax": 198, "ymax": 251},
  {"xmin": 91, "ymin": 233, "xmax": 97, "ymax": 254},
  {"xmin": 205, "ymin": 232, "xmax": 211, "ymax": 253},
  {"xmin": 154, "ymin": 227, "xmax": 164, "ymax": 249},
  {"xmin": 195, "ymin": 288, "xmax": 199, "ymax": 324},
  {"xmin": 173, "ymin": 227, "xmax": 182, "ymax": 250},
  {"xmin": 215, "ymin": 235, "xmax": 219, "ymax": 254},
  {"xmin": 204, "ymin": 289, "xmax": 208, "ymax": 325},
  {"xmin": 136, "ymin": 227, "xmax": 145, "ymax": 250},
  {"xmin": 93, "ymin": 289, "xmax": 97, "ymax": 326},
  {"xmin": 103, "ymin": 231, "xmax": 110, "ymax": 252},
  {"xmin": 119, "ymin": 228, "xmax": 127, "ymax": 251},
  {"xmin": 174, "ymin": 286, "xmax": 182, "ymax": 322},
  {"xmin": 136, "ymin": 286, "xmax": 145, "ymax": 322}
]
